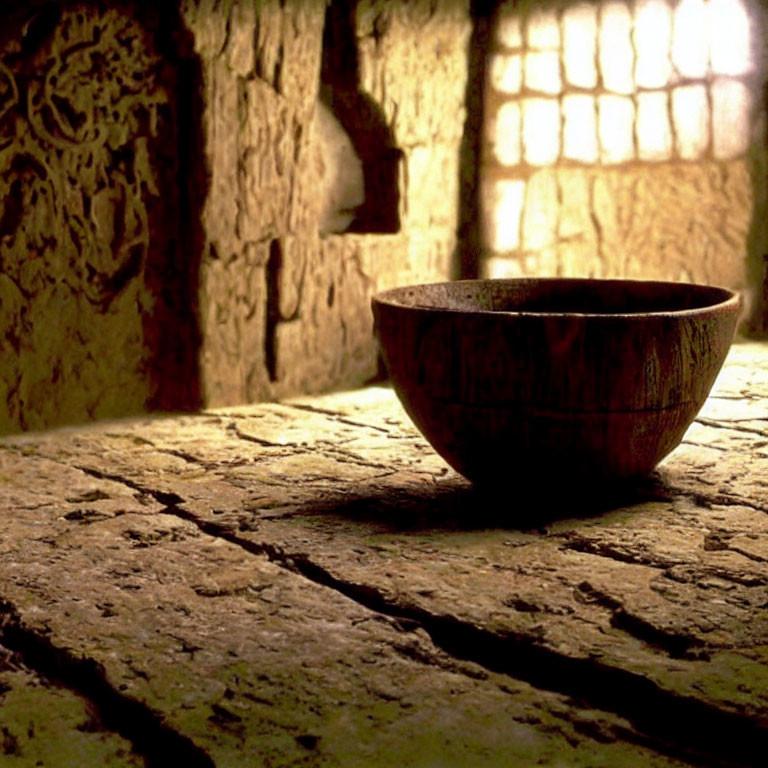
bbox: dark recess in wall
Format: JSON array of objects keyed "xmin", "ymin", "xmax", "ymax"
[
  {"xmin": 457, "ymin": 0, "xmax": 494, "ymax": 279},
  {"xmin": 265, "ymin": 239, "xmax": 282, "ymax": 383},
  {"xmin": 320, "ymin": 0, "xmax": 401, "ymax": 234},
  {"xmin": 144, "ymin": 1, "xmax": 206, "ymax": 413}
]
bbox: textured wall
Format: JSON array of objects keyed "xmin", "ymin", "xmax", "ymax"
[
  {"xmin": 0, "ymin": 0, "xmax": 472, "ymax": 433},
  {"xmin": 183, "ymin": 0, "xmax": 471, "ymax": 405},
  {"xmin": 5, "ymin": 0, "xmax": 764, "ymax": 436},
  {"xmin": 481, "ymin": 0, "xmax": 768, "ymax": 330},
  {"xmin": 0, "ymin": 2, "xmax": 202, "ymax": 434}
]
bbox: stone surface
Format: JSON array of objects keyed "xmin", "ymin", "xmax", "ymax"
[
  {"xmin": 636, "ymin": 91, "xmax": 673, "ymax": 162},
  {"xmin": 495, "ymin": 3, "xmax": 523, "ymax": 49},
  {"xmin": 0, "ymin": 343, "xmax": 766, "ymax": 766},
  {"xmin": 709, "ymin": 0, "xmax": 755, "ymax": 76},
  {"xmin": 522, "ymin": 170, "xmax": 559, "ymax": 251},
  {"xmin": 191, "ymin": 0, "xmax": 470, "ymax": 406},
  {"xmin": 0, "ymin": 664, "xmax": 141, "ymax": 767},
  {"xmin": 563, "ymin": 94, "xmax": 598, "ymax": 163},
  {"xmin": 557, "ymin": 169, "xmax": 594, "ymax": 240},
  {"xmin": 481, "ymin": 0, "xmax": 768, "ymax": 327},
  {"xmin": 480, "ymin": 254, "xmax": 524, "ymax": 279},
  {"xmin": 524, "ymin": 50, "xmax": 561, "ymax": 94},
  {"xmin": 482, "ymin": 157, "xmax": 759, "ymax": 292},
  {"xmin": 599, "ymin": 2, "xmax": 635, "ymax": 95},
  {"xmin": 711, "ymin": 78, "xmax": 753, "ymax": 160},
  {"xmin": 491, "ymin": 102, "xmax": 521, "ymax": 166},
  {"xmin": 488, "ymin": 53, "xmax": 522, "ymax": 95},
  {"xmin": 522, "ymin": 98, "xmax": 560, "ymax": 166},
  {"xmin": 633, "ymin": 0, "xmax": 673, "ymax": 88},
  {"xmin": 562, "ymin": 3, "xmax": 598, "ymax": 88},
  {"xmin": 526, "ymin": 8, "xmax": 560, "ymax": 49},
  {"xmin": 0, "ymin": 4, "xmax": 198, "ymax": 433},
  {"xmin": 483, "ymin": 179, "xmax": 525, "ymax": 252},
  {"xmin": 671, "ymin": 0, "xmax": 709, "ymax": 79},
  {"xmin": 598, "ymin": 95, "xmax": 635, "ymax": 164},
  {"xmin": 672, "ymin": 85, "xmax": 710, "ymax": 160},
  {"xmin": 0, "ymin": 0, "xmax": 472, "ymax": 434}
]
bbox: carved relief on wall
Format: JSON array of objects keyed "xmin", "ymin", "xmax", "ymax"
[{"xmin": 0, "ymin": 4, "xmax": 196, "ymax": 432}]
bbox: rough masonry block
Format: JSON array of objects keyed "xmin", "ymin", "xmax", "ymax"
[
  {"xmin": 484, "ymin": 179, "xmax": 526, "ymax": 252},
  {"xmin": 522, "ymin": 170, "xmax": 559, "ymax": 251},
  {"xmin": 637, "ymin": 91, "xmax": 673, "ymax": 161},
  {"xmin": 496, "ymin": 3, "xmax": 523, "ymax": 48},
  {"xmin": 522, "ymin": 98, "xmax": 561, "ymax": 166},
  {"xmin": 672, "ymin": 0, "xmax": 709, "ymax": 79},
  {"xmin": 526, "ymin": 9, "xmax": 560, "ymax": 49},
  {"xmin": 525, "ymin": 51, "xmax": 562, "ymax": 94},
  {"xmin": 672, "ymin": 84, "xmax": 709, "ymax": 160},
  {"xmin": 599, "ymin": 2, "xmax": 634, "ymax": 94},
  {"xmin": 563, "ymin": 3, "xmax": 598, "ymax": 88},
  {"xmin": 712, "ymin": 78, "xmax": 753, "ymax": 159},
  {"xmin": 563, "ymin": 94, "xmax": 598, "ymax": 163},
  {"xmin": 489, "ymin": 53, "xmax": 522, "ymax": 94},
  {"xmin": 710, "ymin": 0, "xmax": 754, "ymax": 76},
  {"xmin": 634, "ymin": 0, "xmax": 672, "ymax": 88},
  {"xmin": 482, "ymin": 255, "xmax": 524, "ymax": 278},
  {"xmin": 557, "ymin": 169, "xmax": 594, "ymax": 239},
  {"xmin": 492, "ymin": 102, "xmax": 522, "ymax": 166},
  {"xmin": 598, "ymin": 95, "xmax": 635, "ymax": 164}
]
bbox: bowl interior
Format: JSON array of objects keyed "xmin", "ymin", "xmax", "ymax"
[{"xmin": 378, "ymin": 278, "xmax": 737, "ymax": 316}]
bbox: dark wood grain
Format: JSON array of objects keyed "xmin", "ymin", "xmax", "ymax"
[{"xmin": 373, "ymin": 278, "xmax": 741, "ymax": 483}]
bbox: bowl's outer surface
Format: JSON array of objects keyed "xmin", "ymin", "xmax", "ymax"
[{"xmin": 372, "ymin": 278, "xmax": 741, "ymax": 483}]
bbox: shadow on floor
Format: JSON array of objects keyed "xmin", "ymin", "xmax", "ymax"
[{"xmin": 288, "ymin": 471, "xmax": 676, "ymax": 534}]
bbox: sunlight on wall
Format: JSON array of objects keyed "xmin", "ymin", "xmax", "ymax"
[{"xmin": 482, "ymin": 0, "xmax": 765, "ymax": 283}]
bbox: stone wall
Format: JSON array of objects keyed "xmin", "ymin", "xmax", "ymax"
[
  {"xmin": 183, "ymin": 0, "xmax": 471, "ymax": 405},
  {"xmin": 0, "ymin": 0, "xmax": 472, "ymax": 433},
  {"xmin": 481, "ymin": 0, "xmax": 768, "ymax": 330},
  {"xmin": 2, "ymin": 0, "xmax": 766, "ymax": 436},
  {"xmin": 0, "ymin": 2, "xmax": 202, "ymax": 433}
]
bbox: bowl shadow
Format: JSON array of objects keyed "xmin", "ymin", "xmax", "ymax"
[{"xmin": 295, "ymin": 470, "xmax": 676, "ymax": 534}]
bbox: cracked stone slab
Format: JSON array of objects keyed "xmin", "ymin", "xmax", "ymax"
[
  {"xmin": 0, "ymin": 455, "xmax": 690, "ymax": 767},
  {"xmin": 1, "ymin": 341, "xmax": 767, "ymax": 765},
  {"xmin": 0, "ymin": 661, "xmax": 141, "ymax": 767}
]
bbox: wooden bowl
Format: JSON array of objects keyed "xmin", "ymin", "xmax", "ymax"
[{"xmin": 372, "ymin": 278, "xmax": 741, "ymax": 485}]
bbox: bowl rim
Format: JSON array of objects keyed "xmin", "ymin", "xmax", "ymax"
[{"xmin": 372, "ymin": 277, "xmax": 741, "ymax": 320}]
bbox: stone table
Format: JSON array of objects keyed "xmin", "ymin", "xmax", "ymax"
[{"xmin": 1, "ymin": 341, "xmax": 767, "ymax": 767}]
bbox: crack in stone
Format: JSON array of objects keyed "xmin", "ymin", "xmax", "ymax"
[
  {"xmin": 63, "ymin": 464, "xmax": 768, "ymax": 766},
  {"xmin": 704, "ymin": 532, "xmax": 768, "ymax": 565},
  {"xmin": 690, "ymin": 491, "xmax": 768, "ymax": 515},
  {"xmin": 315, "ymin": 442, "xmax": 396, "ymax": 472},
  {"xmin": 574, "ymin": 581, "xmax": 708, "ymax": 661},
  {"xmin": 558, "ymin": 534, "xmax": 678, "ymax": 570},
  {"xmin": 161, "ymin": 511, "xmax": 768, "ymax": 767},
  {"xmin": 695, "ymin": 417, "xmax": 768, "ymax": 437},
  {"xmin": 559, "ymin": 531, "xmax": 767, "ymax": 590},
  {"xmin": 728, "ymin": 545, "xmax": 768, "ymax": 564},
  {"xmin": 282, "ymin": 402, "xmax": 393, "ymax": 434},
  {"xmin": 226, "ymin": 421, "xmax": 296, "ymax": 449},
  {"xmin": 681, "ymin": 439, "xmax": 727, "ymax": 452},
  {"xmin": 224, "ymin": 422, "xmax": 400, "ymax": 474},
  {"xmin": 0, "ymin": 599, "xmax": 214, "ymax": 768},
  {"xmin": 157, "ymin": 447, "xmax": 218, "ymax": 470}
]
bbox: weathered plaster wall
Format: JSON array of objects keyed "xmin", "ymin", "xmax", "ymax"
[
  {"xmin": 481, "ymin": 0, "xmax": 768, "ymax": 332},
  {"xmin": 0, "ymin": 0, "xmax": 472, "ymax": 433}
]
